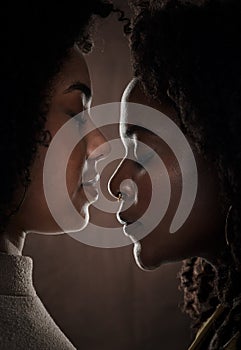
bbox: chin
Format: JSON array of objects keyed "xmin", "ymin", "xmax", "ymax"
[
  {"xmin": 48, "ymin": 202, "xmax": 91, "ymax": 234},
  {"xmin": 56, "ymin": 200, "xmax": 91, "ymax": 233},
  {"xmin": 78, "ymin": 203, "xmax": 91, "ymax": 230},
  {"xmin": 133, "ymin": 242, "xmax": 162, "ymax": 271}
]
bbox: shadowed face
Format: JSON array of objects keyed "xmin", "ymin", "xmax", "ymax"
[
  {"xmin": 109, "ymin": 78, "xmax": 227, "ymax": 270},
  {"xmin": 8, "ymin": 45, "xmax": 110, "ymax": 235}
]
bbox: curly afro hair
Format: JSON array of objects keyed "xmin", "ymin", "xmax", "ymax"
[
  {"xmin": 130, "ymin": 0, "xmax": 241, "ymax": 348},
  {"xmin": 0, "ymin": 1, "xmax": 114, "ymax": 233}
]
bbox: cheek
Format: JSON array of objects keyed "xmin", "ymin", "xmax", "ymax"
[
  {"xmin": 66, "ymin": 141, "xmax": 86, "ymax": 196},
  {"xmin": 13, "ymin": 146, "xmax": 58, "ymax": 231},
  {"xmin": 138, "ymin": 160, "xmax": 225, "ymax": 267},
  {"xmin": 144, "ymin": 158, "xmax": 182, "ymax": 220},
  {"xmin": 189, "ymin": 163, "xmax": 225, "ymax": 238},
  {"xmin": 28, "ymin": 147, "xmax": 48, "ymax": 199},
  {"xmin": 125, "ymin": 156, "xmax": 181, "ymax": 228},
  {"xmin": 134, "ymin": 170, "xmax": 152, "ymax": 219}
]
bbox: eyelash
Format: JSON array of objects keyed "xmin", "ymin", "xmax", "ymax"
[
  {"xmin": 68, "ymin": 112, "xmax": 87, "ymax": 128},
  {"xmin": 123, "ymin": 137, "xmax": 156, "ymax": 169},
  {"xmin": 68, "ymin": 111, "xmax": 80, "ymax": 117}
]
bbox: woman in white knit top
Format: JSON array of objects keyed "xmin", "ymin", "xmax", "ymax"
[{"xmin": 0, "ymin": 1, "xmax": 113, "ymax": 349}]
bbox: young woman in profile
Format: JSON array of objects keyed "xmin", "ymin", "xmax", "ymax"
[
  {"xmin": 0, "ymin": 2, "xmax": 113, "ymax": 349},
  {"xmin": 110, "ymin": 0, "xmax": 241, "ymax": 349}
]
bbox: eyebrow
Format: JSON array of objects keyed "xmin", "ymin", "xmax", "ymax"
[{"xmin": 63, "ymin": 82, "xmax": 92, "ymax": 104}]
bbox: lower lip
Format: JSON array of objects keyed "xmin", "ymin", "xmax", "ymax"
[{"xmin": 123, "ymin": 221, "xmax": 143, "ymax": 241}]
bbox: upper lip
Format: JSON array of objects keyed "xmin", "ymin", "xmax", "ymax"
[
  {"xmin": 82, "ymin": 174, "xmax": 100, "ymax": 186},
  {"xmin": 117, "ymin": 213, "xmax": 134, "ymax": 226},
  {"xmin": 117, "ymin": 201, "xmax": 141, "ymax": 226}
]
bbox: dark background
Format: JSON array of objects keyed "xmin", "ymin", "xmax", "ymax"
[{"xmin": 24, "ymin": 2, "xmax": 191, "ymax": 349}]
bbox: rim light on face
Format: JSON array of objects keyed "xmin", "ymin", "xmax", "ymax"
[{"xmin": 42, "ymin": 101, "xmax": 197, "ymax": 248}]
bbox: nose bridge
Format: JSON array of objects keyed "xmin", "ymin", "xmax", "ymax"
[{"xmin": 86, "ymin": 123, "xmax": 110, "ymax": 160}]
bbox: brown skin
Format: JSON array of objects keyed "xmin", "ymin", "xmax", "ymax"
[
  {"xmin": 0, "ymin": 45, "xmax": 109, "ymax": 255},
  {"xmin": 109, "ymin": 78, "xmax": 228, "ymax": 270}
]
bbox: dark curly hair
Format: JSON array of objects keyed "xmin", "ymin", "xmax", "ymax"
[
  {"xmin": 130, "ymin": 0, "xmax": 241, "ymax": 348},
  {"xmin": 0, "ymin": 1, "xmax": 116, "ymax": 233}
]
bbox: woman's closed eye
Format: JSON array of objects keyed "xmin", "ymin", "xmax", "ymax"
[
  {"xmin": 66, "ymin": 110, "xmax": 88, "ymax": 130},
  {"xmin": 135, "ymin": 145, "xmax": 156, "ymax": 168}
]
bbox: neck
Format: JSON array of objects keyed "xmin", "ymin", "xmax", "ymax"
[{"xmin": 0, "ymin": 223, "xmax": 26, "ymax": 255}]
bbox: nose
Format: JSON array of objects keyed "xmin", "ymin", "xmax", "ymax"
[
  {"xmin": 108, "ymin": 158, "xmax": 137, "ymax": 201},
  {"xmin": 86, "ymin": 127, "xmax": 110, "ymax": 162}
]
